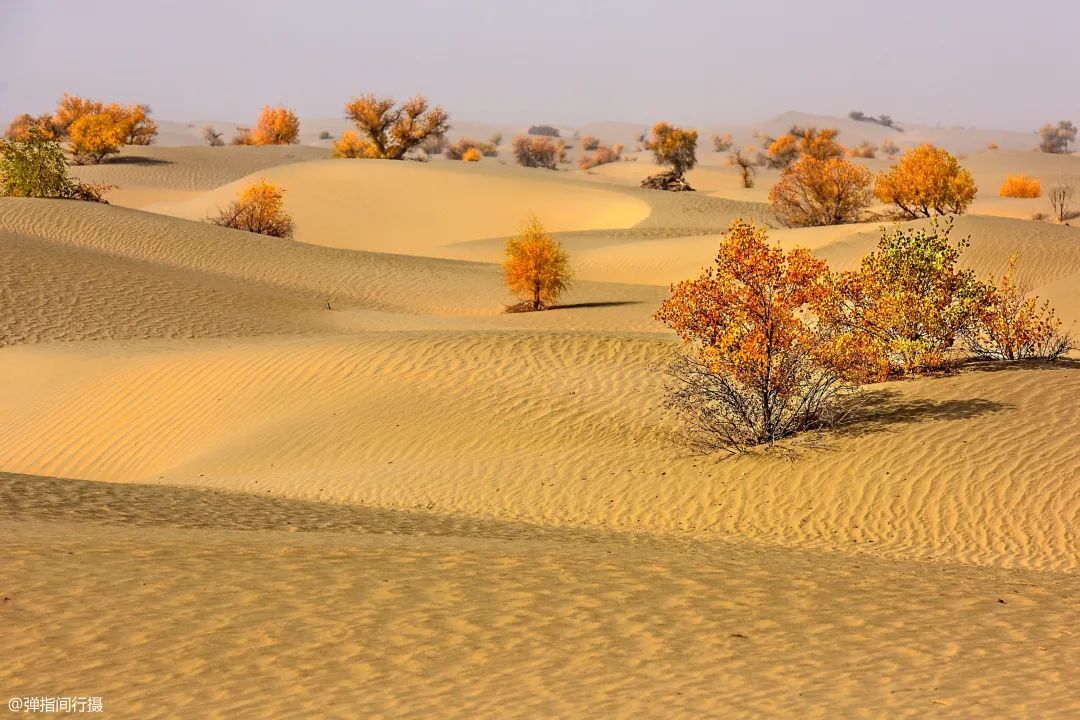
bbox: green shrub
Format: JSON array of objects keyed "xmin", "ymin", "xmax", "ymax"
[{"xmin": 0, "ymin": 133, "xmax": 109, "ymax": 202}]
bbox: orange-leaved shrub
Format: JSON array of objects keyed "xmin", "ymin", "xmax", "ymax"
[
  {"xmin": 251, "ymin": 106, "xmax": 300, "ymax": 145},
  {"xmin": 963, "ymin": 254, "xmax": 1074, "ymax": 360},
  {"xmin": 511, "ymin": 135, "xmax": 565, "ymax": 169},
  {"xmin": 339, "ymin": 94, "xmax": 449, "ymax": 159},
  {"xmin": 67, "ymin": 113, "xmax": 127, "ymax": 164},
  {"xmin": 5, "ymin": 113, "xmax": 59, "ymax": 141},
  {"xmin": 580, "ymin": 144, "xmax": 622, "ymax": 170},
  {"xmin": 998, "ymin": 174, "xmax": 1041, "ymax": 198},
  {"xmin": 874, "ymin": 144, "xmax": 977, "ymax": 218},
  {"xmin": 445, "ymin": 138, "xmax": 497, "ymax": 159},
  {"xmin": 504, "ymin": 214, "xmax": 572, "ymax": 310},
  {"xmin": 462, "ymin": 147, "xmax": 482, "ymax": 162},
  {"xmin": 650, "ymin": 122, "xmax": 698, "ymax": 175},
  {"xmin": 655, "ymin": 219, "xmax": 862, "ymax": 451},
  {"xmin": 768, "ymin": 156, "xmax": 873, "ymax": 227},
  {"xmin": 580, "ymin": 135, "xmax": 600, "ymax": 151},
  {"xmin": 50, "ymin": 94, "xmax": 157, "ymax": 146},
  {"xmin": 208, "ymin": 180, "xmax": 294, "ymax": 238},
  {"xmin": 819, "ymin": 219, "xmax": 989, "ymax": 378}
]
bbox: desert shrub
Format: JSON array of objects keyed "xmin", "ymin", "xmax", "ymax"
[
  {"xmin": 963, "ymin": 254, "xmax": 1074, "ymax": 360},
  {"xmin": 768, "ymin": 156, "xmax": 873, "ymax": 227},
  {"xmin": 987, "ymin": 143, "xmax": 999, "ymax": 151},
  {"xmin": 317, "ymin": 130, "xmax": 332, "ymax": 140},
  {"xmin": 1038, "ymin": 121, "xmax": 1077, "ymax": 154},
  {"xmin": 727, "ymin": 147, "xmax": 756, "ymax": 188},
  {"xmin": 202, "ymin": 125, "xmax": 224, "ymax": 147},
  {"xmin": 248, "ymin": 106, "xmax": 300, "ymax": 145},
  {"xmin": 999, "ymin": 174, "xmax": 1041, "ymax": 198},
  {"xmin": 848, "ymin": 141, "xmax": 877, "ymax": 159},
  {"xmin": 52, "ymin": 94, "xmax": 103, "ymax": 135},
  {"xmin": 880, "ymin": 139, "xmax": 900, "ymax": 156},
  {"xmin": 511, "ymin": 135, "xmax": 564, "ymax": 169},
  {"xmin": 208, "ymin": 180, "xmax": 294, "ymax": 238},
  {"xmin": 581, "ymin": 135, "xmax": 600, "ymax": 151},
  {"xmin": 231, "ymin": 127, "xmax": 254, "ymax": 145},
  {"xmin": 711, "ymin": 133, "xmax": 732, "ymax": 152},
  {"xmin": 49, "ymin": 95, "xmax": 157, "ymax": 146},
  {"xmin": 0, "ymin": 133, "xmax": 109, "ymax": 201},
  {"xmin": 766, "ymin": 134, "xmax": 800, "ymax": 168},
  {"xmin": 1048, "ymin": 179, "xmax": 1076, "ymax": 222},
  {"xmin": 821, "ymin": 219, "xmax": 988, "ymax": 378},
  {"xmin": 490, "ymin": 133, "xmax": 502, "ymax": 147},
  {"xmin": 874, "ymin": 144, "xmax": 977, "ymax": 218},
  {"xmin": 67, "ymin": 112, "xmax": 126, "ymax": 164},
  {"xmin": 120, "ymin": 104, "xmax": 158, "ymax": 145},
  {"xmin": 527, "ymin": 125, "xmax": 560, "ymax": 137},
  {"xmin": 655, "ymin": 219, "xmax": 861, "ymax": 451},
  {"xmin": 504, "ymin": 214, "xmax": 571, "ymax": 310},
  {"xmin": 795, "ymin": 127, "xmax": 845, "ymax": 161},
  {"xmin": 445, "ymin": 138, "xmax": 496, "ymax": 159},
  {"xmin": 650, "ymin": 122, "xmax": 698, "ymax": 175},
  {"xmin": 462, "ymin": 147, "xmax": 482, "ymax": 162},
  {"xmin": 579, "ymin": 144, "xmax": 621, "ymax": 170},
  {"xmin": 340, "ymin": 94, "xmax": 449, "ymax": 159},
  {"xmin": 6, "ymin": 113, "xmax": 59, "ymax": 141}
]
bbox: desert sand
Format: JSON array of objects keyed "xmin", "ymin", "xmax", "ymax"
[{"xmin": 2, "ymin": 121, "xmax": 1078, "ymax": 718}]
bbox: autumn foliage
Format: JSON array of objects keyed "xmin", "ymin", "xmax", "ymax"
[
  {"xmin": 821, "ymin": 220, "xmax": 988, "ymax": 378},
  {"xmin": 655, "ymin": 220, "xmax": 860, "ymax": 450},
  {"xmin": 874, "ymin": 144, "xmax": 977, "ymax": 218},
  {"xmin": 250, "ymin": 106, "xmax": 300, "ymax": 145},
  {"xmin": 504, "ymin": 215, "xmax": 572, "ymax": 310},
  {"xmin": 650, "ymin": 122, "xmax": 698, "ymax": 175},
  {"xmin": 768, "ymin": 156, "xmax": 873, "ymax": 227},
  {"xmin": 209, "ymin": 180, "xmax": 294, "ymax": 238},
  {"xmin": 963, "ymin": 255, "xmax": 1074, "ymax": 360},
  {"xmin": 512, "ymin": 135, "xmax": 565, "ymax": 169},
  {"xmin": 580, "ymin": 144, "xmax": 622, "ymax": 170},
  {"xmin": 338, "ymin": 95, "xmax": 449, "ymax": 159},
  {"xmin": 998, "ymin": 174, "xmax": 1041, "ymax": 198},
  {"xmin": 445, "ymin": 138, "xmax": 497, "ymax": 160},
  {"xmin": 7, "ymin": 94, "xmax": 160, "ymax": 164},
  {"xmin": 462, "ymin": 147, "xmax": 482, "ymax": 162},
  {"xmin": 68, "ymin": 113, "xmax": 128, "ymax": 165}
]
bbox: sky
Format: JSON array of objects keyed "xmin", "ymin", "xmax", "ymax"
[{"xmin": 1, "ymin": 0, "xmax": 1076, "ymax": 132}]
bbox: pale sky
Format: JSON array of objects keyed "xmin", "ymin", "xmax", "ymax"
[{"xmin": 1, "ymin": 0, "xmax": 1076, "ymax": 131}]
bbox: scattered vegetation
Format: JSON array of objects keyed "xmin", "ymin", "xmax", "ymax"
[
  {"xmin": 317, "ymin": 130, "xmax": 333, "ymax": 140},
  {"xmin": 202, "ymin": 125, "xmax": 224, "ymax": 147},
  {"xmin": 581, "ymin": 135, "xmax": 600, "ymax": 151},
  {"xmin": 847, "ymin": 141, "xmax": 877, "ymax": 159},
  {"xmin": 503, "ymin": 214, "xmax": 572, "ymax": 310},
  {"xmin": 527, "ymin": 125, "xmax": 560, "ymax": 138},
  {"xmin": 0, "ymin": 132, "xmax": 110, "ymax": 201},
  {"xmin": 511, "ymin": 135, "xmax": 565, "ymax": 169},
  {"xmin": 337, "ymin": 95, "xmax": 449, "ymax": 159},
  {"xmin": 711, "ymin": 133, "xmax": 732, "ymax": 152},
  {"xmin": 445, "ymin": 138, "xmax": 497, "ymax": 159},
  {"xmin": 208, "ymin": 180, "xmax": 294, "ymax": 238},
  {"xmin": 580, "ymin": 144, "xmax": 622, "ymax": 170},
  {"xmin": 874, "ymin": 144, "xmax": 977, "ymax": 218},
  {"xmin": 765, "ymin": 126, "xmax": 845, "ymax": 168},
  {"xmin": 999, "ymin": 174, "xmax": 1041, "ymax": 198},
  {"xmin": 727, "ymin": 147, "xmax": 756, "ymax": 188},
  {"xmin": 963, "ymin": 255, "xmax": 1074, "ymax": 360},
  {"xmin": 848, "ymin": 111, "xmax": 899, "ymax": 130},
  {"xmin": 655, "ymin": 220, "xmax": 861, "ymax": 451},
  {"xmin": 649, "ymin": 122, "xmax": 698, "ymax": 176},
  {"xmin": 769, "ymin": 156, "xmax": 873, "ymax": 227},
  {"xmin": 880, "ymin": 139, "xmax": 900, "ymax": 157},
  {"xmin": 1048, "ymin": 179, "xmax": 1077, "ymax": 222},
  {"xmin": 1038, "ymin": 121, "xmax": 1077, "ymax": 154},
  {"xmin": 232, "ymin": 106, "xmax": 301, "ymax": 145}
]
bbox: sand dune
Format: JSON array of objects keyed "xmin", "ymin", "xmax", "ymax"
[{"xmin": 2, "ymin": 137, "xmax": 1078, "ymax": 718}]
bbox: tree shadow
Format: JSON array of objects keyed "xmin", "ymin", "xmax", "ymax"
[
  {"xmin": 834, "ymin": 389, "xmax": 1009, "ymax": 439},
  {"xmin": 551, "ymin": 301, "xmax": 643, "ymax": 310},
  {"xmin": 958, "ymin": 357, "xmax": 1080, "ymax": 375},
  {"xmin": 105, "ymin": 155, "xmax": 174, "ymax": 166}
]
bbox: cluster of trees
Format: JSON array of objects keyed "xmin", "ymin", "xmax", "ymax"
[
  {"xmin": 5, "ymin": 94, "xmax": 159, "ymax": 164},
  {"xmin": 1038, "ymin": 121, "xmax": 1077, "ymax": 154},
  {"xmin": 848, "ymin": 111, "xmax": 899, "ymax": 130},
  {"xmin": 656, "ymin": 219, "xmax": 1073, "ymax": 451},
  {"xmin": 769, "ymin": 142, "xmax": 978, "ymax": 227}
]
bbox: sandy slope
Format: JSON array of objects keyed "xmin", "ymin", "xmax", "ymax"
[{"xmin": 1, "ymin": 145, "xmax": 1078, "ymax": 718}]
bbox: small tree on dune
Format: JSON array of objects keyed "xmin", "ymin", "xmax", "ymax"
[
  {"xmin": 462, "ymin": 147, "xmax": 482, "ymax": 162},
  {"xmin": 208, "ymin": 180, "xmax": 294, "ymax": 238},
  {"xmin": 650, "ymin": 121, "xmax": 698, "ymax": 175},
  {"xmin": 727, "ymin": 146, "xmax": 756, "ymax": 188},
  {"xmin": 1047, "ymin": 180, "xmax": 1075, "ymax": 223},
  {"xmin": 251, "ymin": 106, "xmax": 300, "ymax": 145},
  {"xmin": 874, "ymin": 144, "xmax": 977, "ymax": 218},
  {"xmin": 795, "ymin": 127, "xmax": 845, "ymax": 161},
  {"xmin": 768, "ymin": 156, "xmax": 873, "ymax": 227},
  {"xmin": 998, "ymin": 174, "xmax": 1041, "ymax": 198},
  {"xmin": 504, "ymin": 214, "xmax": 572, "ymax": 311},
  {"xmin": 121, "ymin": 104, "xmax": 158, "ymax": 145},
  {"xmin": 819, "ymin": 219, "xmax": 989, "ymax": 378},
  {"xmin": 766, "ymin": 134, "xmax": 800, "ymax": 168},
  {"xmin": 511, "ymin": 135, "xmax": 565, "ymax": 169},
  {"xmin": 67, "ymin": 112, "xmax": 127, "ymax": 164},
  {"xmin": 1038, "ymin": 121, "xmax": 1077, "ymax": 154},
  {"xmin": 339, "ymin": 94, "xmax": 449, "ymax": 159},
  {"xmin": 711, "ymin": 132, "xmax": 732, "ymax": 152},
  {"xmin": 963, "ymin": 254, "xmax": 1074, "ymax": 360},
  {"xmin": 0, "ymin": 132, "xmax": 110, "ymax": 202},
  {"xmin": 580, "ymin": 144, "xmax": 622, "ymax": 170},
  {"xmin": 655, "ymin": 219, "xmax": 862, "ymax": 451},
  {"xmin": 202, "ymin": 125, "xmax": 224, "ymax": 147}
]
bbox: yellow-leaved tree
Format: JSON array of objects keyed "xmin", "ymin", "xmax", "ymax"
[
  {"xmin": 68, "ymin": 113, "xmax": 127, "ymax": 164},
  {"xmin": 251, "ymin": 106, "xmax": 300, "ymax": 145},
  {"xmin": 336, "ymin": 95, "xmax": 449, "ymax": 159},
  {"xmin": 208, "ymin": 180, "xmax": 294, "ymax": 238},
  {"xmin": 504, "ymin": 214, "xmax": 572, "ymax": 311},
  {"xmin": 874, "ymin": 144, "xmax": 977, "ymax": 218},
  {"xmin": 650, "ymin": 121, "xmax": 698, "ymax": 175}
]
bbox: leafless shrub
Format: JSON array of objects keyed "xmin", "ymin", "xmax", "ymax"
[
  {"xmin": 711, "ymin": 133, "xmax": 732, "ymax": 152},
  {"xmin": 1048, "ymin": 179, "xmax": 1077, "ymax": 223},
  {"xmin": 202, "ymin": 125, "xmax": 224, "ymax": 147}
]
